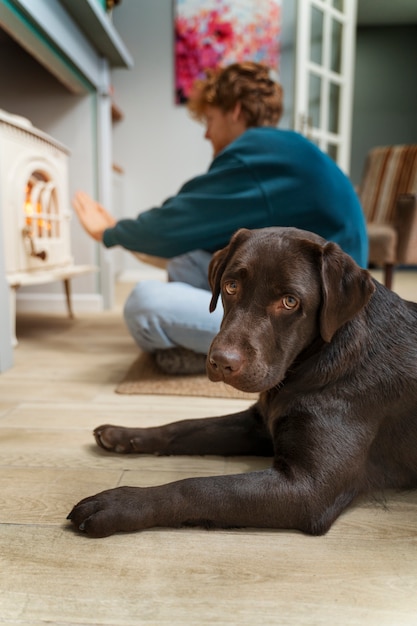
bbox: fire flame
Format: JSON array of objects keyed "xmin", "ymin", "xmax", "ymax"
[{"xmin": 24, "ymin": 177, "xmax": 55, "ymax": 237}]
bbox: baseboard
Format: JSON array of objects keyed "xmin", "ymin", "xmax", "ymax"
[{"xmin": 16, "ymin": 293, "xmax": 104, "ymax": 314}]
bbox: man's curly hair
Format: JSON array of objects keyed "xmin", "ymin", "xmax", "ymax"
[{"xmin": 187, "ymin": 61, "xmax": 283, "ymax": 127}]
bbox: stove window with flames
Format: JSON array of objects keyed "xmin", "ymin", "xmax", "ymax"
[{"xmin": 23, "ymin": 171, "xmax": 61, "ymax": 260}]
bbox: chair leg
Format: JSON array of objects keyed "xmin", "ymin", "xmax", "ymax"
[{"xmin": 384, "ymin": 264, "xmax": 394, "ymax": 290}]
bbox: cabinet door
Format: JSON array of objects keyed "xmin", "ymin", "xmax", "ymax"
[{"xmin": 294, "ymin": 0, "xmax": 357, "ymax": 173}]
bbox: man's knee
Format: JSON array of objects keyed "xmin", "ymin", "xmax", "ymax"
[{"xmin": 123, "ymin": 281, "xmax": 163, "ymax": 319}]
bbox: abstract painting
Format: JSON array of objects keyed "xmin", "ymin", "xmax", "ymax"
[{"xmin": 174, "ymin": 0, "xmax": 281, "ymax": 104}]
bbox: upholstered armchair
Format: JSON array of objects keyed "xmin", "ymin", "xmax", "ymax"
[{"xmin": 358, "ymin": 145, "xmax": 417, "ymax": 289}]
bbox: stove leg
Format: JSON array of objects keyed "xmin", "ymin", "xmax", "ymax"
[{"xmin": 63, "ymin": 279, "xmax": 74, "ymax": 319}]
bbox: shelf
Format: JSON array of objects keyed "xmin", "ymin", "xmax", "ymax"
[
  {"xmin": 1, "ymin": 0, "xmax": 133, "ymax": 92},
  {"xmin": 59, "ymin": 0, "xmax": 133, "ymax": 68}
]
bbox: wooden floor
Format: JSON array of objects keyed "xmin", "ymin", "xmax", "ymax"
[{"xmin": 1, "ymin": 273, "xmax": 417, "ymax": 625}]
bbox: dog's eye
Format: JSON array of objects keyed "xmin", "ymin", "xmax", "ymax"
[
  {"xmin": 224, "ymin": 281, "xmax": 238, "ymax": 296},
  {"xmin": 282, "ymin": 295, "xmax": 299, "ymax": 310}
]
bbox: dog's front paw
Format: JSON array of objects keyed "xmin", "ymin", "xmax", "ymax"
[
  {"xmin": 67, "ymin": 486, "xmax": 150, "ymax": 537},
  {"xmin": 94, "ymin": 425, "xmax": 145, "ymax": 453}
]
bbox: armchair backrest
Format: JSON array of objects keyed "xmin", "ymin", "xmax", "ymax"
[{"xmin": 359, "ymin": 145, "xmax": 417, "ymax": 224}]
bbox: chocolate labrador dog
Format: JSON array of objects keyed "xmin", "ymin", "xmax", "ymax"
[{"xmin": 68, "ymin": 227, "xmax": 417, "ymax": 538}]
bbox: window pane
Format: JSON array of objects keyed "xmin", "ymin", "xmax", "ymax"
[
  {"xmin": 331, "ymin": 18, "xmax": 342, "ymax": 74},
  {"xmin": 310, "ymin": 6, "xmax": 324, "ymax": 65},
  {"xmin": 329, "ymin": 82, "xmax": 340, "ymax": 133},
  {"xmin": 327, "ymin": 143, "xmax": 339, "ymax": 162},
  {"xmin": 308, "ymin": 73, "xmax": 321, "ymax": 128}
]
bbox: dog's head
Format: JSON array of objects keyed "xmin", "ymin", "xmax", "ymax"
[{"xmin": 207, "ymin": 227, "xmax": 375, "ymax": 393}]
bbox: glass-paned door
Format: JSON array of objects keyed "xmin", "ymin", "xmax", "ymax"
[{"xmin": 294, "ymin": 0, "xmax": 357, "ymax": 173}]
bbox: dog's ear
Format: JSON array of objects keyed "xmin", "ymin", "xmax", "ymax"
[
  {"xmin": 320, "ymin": 242, "xmax": 375, "ymax": 342},
  {"xmin": 208, "ymin": 228, "xmax": 252, "ymax": 312}
]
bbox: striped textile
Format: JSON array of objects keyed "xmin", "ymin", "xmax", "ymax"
[{"xmin": 360, "ymin": 145, "xmax": 417, "ymax": 224}]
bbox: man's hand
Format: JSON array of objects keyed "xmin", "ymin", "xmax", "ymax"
[{"xmin": 72, "ymin": 191, "xmax": 116, "ymax": 242}]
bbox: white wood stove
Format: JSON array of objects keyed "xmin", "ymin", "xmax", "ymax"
[{"xmin": 0, "ymin": 109, "xmax": 96, "ymax": 345}]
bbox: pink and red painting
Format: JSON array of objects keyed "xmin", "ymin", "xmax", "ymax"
[{"xmin": 174, "ymin": 0, "xmax": 282, "ymax": 104}]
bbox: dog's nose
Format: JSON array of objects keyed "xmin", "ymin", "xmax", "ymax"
[{"xmin": 209, "ymin": 348, "xmax": 243, "ymax": 375}]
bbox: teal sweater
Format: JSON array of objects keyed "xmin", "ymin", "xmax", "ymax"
[{"xmin": 103, "ymin": 128, "xmax": 368, "ymax": 267}]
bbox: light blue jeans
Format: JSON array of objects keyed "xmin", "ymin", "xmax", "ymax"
[{"xmin": 123, "ymin": 250, "xmax": 224, "ymax": 355}]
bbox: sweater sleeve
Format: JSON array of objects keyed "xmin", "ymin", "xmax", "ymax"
[{"xmin": 102, "ymin": 152, "xmax": 270, "ymax": 258}]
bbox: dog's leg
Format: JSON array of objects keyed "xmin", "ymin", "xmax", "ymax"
[
  {"xmin": 67, "ymin": 467, "xmax": 356, "ymax": 538},
  {"xmin": 94, "ymin": 404, "xmax": 273, "ymax": 456}
]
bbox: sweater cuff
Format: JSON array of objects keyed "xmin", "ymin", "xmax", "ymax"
[{"xmin": 102, "ymin": 228, "xmax": 117, "ymax": 248}]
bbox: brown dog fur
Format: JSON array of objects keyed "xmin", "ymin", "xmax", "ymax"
[{"xmin": 68, "ymin": 227, "xmax": 417, "ymax": 537}]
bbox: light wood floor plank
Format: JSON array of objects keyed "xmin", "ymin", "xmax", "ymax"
[{"xmin": 0, "ymin": 398, "xmax": 252, "ymax": 430}]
